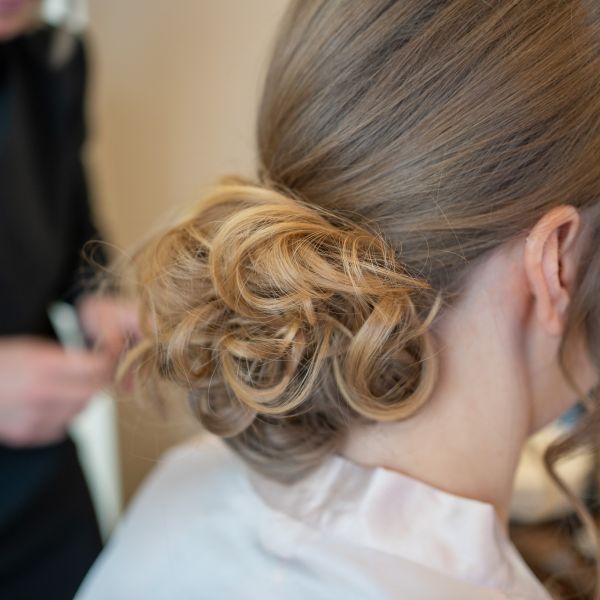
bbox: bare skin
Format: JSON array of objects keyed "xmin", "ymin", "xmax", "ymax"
[{"xmin": 343, "ymin": 206, "xmax": 599, "ymax": 526}]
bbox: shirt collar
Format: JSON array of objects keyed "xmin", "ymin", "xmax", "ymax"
[{"xmin": 250, "ymin": 452, "xmax": 547, "ymax": 597}]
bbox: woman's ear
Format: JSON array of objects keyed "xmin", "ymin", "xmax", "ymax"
[{"xmin": 524, "ymin": 205, "xmax": 581, "ymax": 336}]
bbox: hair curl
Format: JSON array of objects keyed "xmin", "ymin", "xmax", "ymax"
[{"xmin": 129, "ymin": 179, "xmax": 439, "ymax": 479}]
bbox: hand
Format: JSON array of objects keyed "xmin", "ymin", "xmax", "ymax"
[
  {"xmin": 77, "ymin": 295, "xmax": 140, "ymax": 366},
  {"xmin": 0, "ymin": 337, "xmax": 113, "ymax": 447}
]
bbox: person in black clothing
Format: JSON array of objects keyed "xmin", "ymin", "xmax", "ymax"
[{"xmin": 0, "ymin": 1, "xmax": 136, "ymax": 598}]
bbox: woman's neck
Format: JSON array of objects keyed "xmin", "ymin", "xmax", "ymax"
[{"xmin": 343, "ymin": 262, "xmax": 533, "ymax": 527}]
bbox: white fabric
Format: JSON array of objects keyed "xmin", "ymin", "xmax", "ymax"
[{"xmin": 76, "ymin": 435, "xmax": 551, "ymax": 600}]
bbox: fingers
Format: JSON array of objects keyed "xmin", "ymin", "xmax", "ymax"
[
  {"xmin": 0, "ymin": 392, "xmax": 86, "ymax": 448},
  {"xmin": 48, "ymin": 349, "xmax": 114, "ymax": 387},
  {"xmin": 77, "ymin": 295, "xmax": 141, "ymax": 358},
  {"xmin": 0, "ymin": 338, "xmax": 115, "ymax": 447}
]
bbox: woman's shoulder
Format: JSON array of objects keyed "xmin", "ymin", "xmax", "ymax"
[
  {"xmin": 75, "ymin": 434, "xmax": 255, "ymax": 599},
  {"xmin": 76, "ymin": 435, "xmax": 534, "ymax": 600},
  {"xmin": 113, "ymin": 434, "xmax": 247, "ymax": 526},
  {"xmin": 134, "ymin": 434, "xmax": 243, "ymax": 498}
]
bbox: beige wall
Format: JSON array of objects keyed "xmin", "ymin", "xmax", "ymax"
[{"xmin": 86, "ymin": 0, "xmax": 287, "ymax": 502}]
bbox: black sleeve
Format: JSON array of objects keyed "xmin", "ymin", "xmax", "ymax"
[{"xmin": 61, "ymin": 35, "xmax": 109, "ymax": 303}]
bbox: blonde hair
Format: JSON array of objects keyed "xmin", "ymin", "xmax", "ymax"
[
  {"xmin": 126, "ymin": 1, "xmax": 600, "ymax": 586},
  {"xmin": 130, "ymin": 179, "xmax": 441, "ymax": 479}
]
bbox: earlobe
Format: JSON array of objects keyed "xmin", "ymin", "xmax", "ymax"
[{"xmin": 524, "ymin": 205, "xmax": 581, "ymax": 336}]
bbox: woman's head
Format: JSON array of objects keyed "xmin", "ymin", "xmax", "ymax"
[{"xmin": 128, "ymin": 0, "xmax": 600, "ymax": 481}]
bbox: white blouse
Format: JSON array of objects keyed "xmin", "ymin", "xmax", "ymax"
[{"xmin": 76, "ymin": 435, "xmax": 551, "ymax": 600}]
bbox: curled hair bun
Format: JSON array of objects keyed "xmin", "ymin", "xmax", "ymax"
[{"xmin": 131, "ymin": 178, "xmax": 440, "ymax": 479}]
